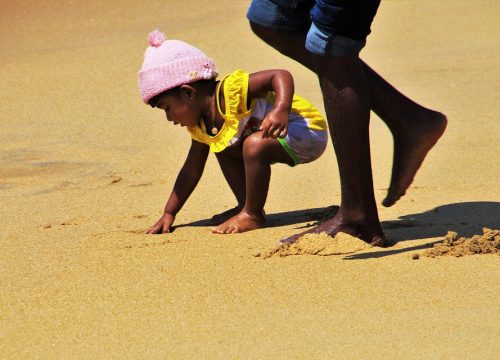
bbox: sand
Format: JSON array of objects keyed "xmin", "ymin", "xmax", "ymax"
[
  {"xmin": 1, "ymin": 0, "xmax": 499, "ymax": 358},
  {"xmin": 256, "ymin": 232, "xmax": 374, "ymax": 258},
  {"xmin": 421, "ymin": 228, "xmax": 500, "ymax": 258}
]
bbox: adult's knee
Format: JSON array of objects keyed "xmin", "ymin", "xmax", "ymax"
[
  {"xmin": 249, "ymin": 22, "xmax": 283, "ymax": 50},
  {"xmin": 249, "ymin": 21, "xmax": 267, "ymax": 40}
]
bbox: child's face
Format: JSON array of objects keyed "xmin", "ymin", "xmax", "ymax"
[{"xmin": 153, "ymin": 90, "xmax": 200, "ymax": 128}]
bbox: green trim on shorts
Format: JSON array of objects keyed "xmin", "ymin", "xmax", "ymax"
[{"xmin": 278, "ymin": 137, "xmax": 299, "ymax": 167}]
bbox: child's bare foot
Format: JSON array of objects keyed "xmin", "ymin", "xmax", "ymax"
[
  {"xmin": 212, "ymin": 210, "xmax": 265, "ymax": 234},
  {"xmin": 383, "ymin": 111, "xmax": 447, "ymax": 207},
  {"xmin": 280, "ymin": 216, "xmax": 387, "ymax": 247},
  {"xmin": 209, "ymin": 206, "xmax": 242, "ymax": 225}
]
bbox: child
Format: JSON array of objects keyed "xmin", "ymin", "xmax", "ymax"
[{"xmin": 139, "ymin": 30, "xmax": 328, "ymax": 234}]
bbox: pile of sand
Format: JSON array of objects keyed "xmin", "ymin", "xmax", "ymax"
[
  {"xmin": 255, "ymin": 232, "xmax": 372, "ymax": 258},
  {"xmin": 422, "ymin": 228, "xmax": 499, "ymax": 258}
]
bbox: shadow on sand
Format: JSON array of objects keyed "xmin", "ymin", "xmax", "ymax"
[
  {"xmin": 345, "ymin": 201, "xmax": 500, "ymax": 259},
  {"xmin": 172, "ymin": 205, "xmax": 339, "ymax": 231},
  {"xmin": 174, "ymin": 201, "xmax": 499, "ymax": 258}
]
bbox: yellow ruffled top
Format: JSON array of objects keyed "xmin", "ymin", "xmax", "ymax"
[{"xmin": 188, "ymin": 69, "xmax": 251, "ymax": 153}]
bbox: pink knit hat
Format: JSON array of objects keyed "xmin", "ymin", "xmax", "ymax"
[{"xmin": 138, "ymin": 30, "xmax": 218, "ymax": 104}]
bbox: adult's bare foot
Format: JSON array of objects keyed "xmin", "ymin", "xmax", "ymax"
[
  {"xmin": 212, "ymin": 210, "xmax": 265, "ymax": 234},
  {"xmin": 209, "ymin": 206, "xmax": 242, "ymax": 225},
  {"xmin": 383, "ymin": 111, "xmax": 447, "ymax": 207},
  {"xmin": 280, "ymin": 217, "xmax": 387, "ymax": 247}
]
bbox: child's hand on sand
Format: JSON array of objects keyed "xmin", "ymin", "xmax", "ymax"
[
  {"xmin": 260, "ymin": 107, "xmax": 288, "ymax": 138},
  {"xmin": 145, "ymin": 213, "xmax": 175, "ymax": 234}
]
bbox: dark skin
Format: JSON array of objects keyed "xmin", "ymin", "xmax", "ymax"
[
  {"xmin": 248, "ymin": 23, "xmax": 447, "ymax": 246},
  {"xmin": 145, "ymin": 69, "xmax": 296, "ymax": 234}
]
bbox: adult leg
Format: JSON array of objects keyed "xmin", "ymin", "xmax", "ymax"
[
  {"xmin": 250, "ymin": 23, "xmax": 446, "ymax": 208},
  {"xmin": 213, "ymin": 133, "xmax": 294, "ymax": 234},
  {"xmin": 283, "ymin": 54, "xmax": 385, "ymax": 245},
  {"xmin": 363, "ymin": 63, "xmax": 447, "ymax": 206}
]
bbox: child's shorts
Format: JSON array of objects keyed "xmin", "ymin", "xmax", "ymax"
[
  {"xmin": 247, "ymin": 0, "xmax": 380, "ymax": 57},
  {"xmin": 278, "ymin": 119, "xmax": 328, "ymax": 166}
]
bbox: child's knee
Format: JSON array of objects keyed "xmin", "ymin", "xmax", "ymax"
[{"xmin": 242, "ymin": 135, "xmax": 270, "ymax": 160}]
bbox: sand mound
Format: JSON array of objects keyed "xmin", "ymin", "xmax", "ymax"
[
  {"xmin": 255, "ymin": 232, "xmax": 372, "ymax": 259},
  {"xmin": 423, "ymin": 228, "xmax": 500, "ymax": 258}
]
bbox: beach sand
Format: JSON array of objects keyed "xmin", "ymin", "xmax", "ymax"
[{"xmin": 1, "ymin": 0, "xmax": 499, "ymax": 358}]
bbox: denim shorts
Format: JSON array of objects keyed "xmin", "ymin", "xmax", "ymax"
[{"xmin": 247, "ymin": 0, "xmax": 380, "ymax": 57}]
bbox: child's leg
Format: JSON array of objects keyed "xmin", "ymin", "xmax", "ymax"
[
  {"xmin": 249, "ymin": 23, "xmax": 446, "ymax": 208},
  {"xmin": 213, "ymin": 134, "xmax": 293, "ymax": 234},
  {"xmin": 212, "ymin": 144, "xmax": 246, "ymax": 224}
]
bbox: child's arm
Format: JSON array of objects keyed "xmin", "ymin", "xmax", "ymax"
[
  {"xmin": 247, "ymin": 69, "xmax": 294, "ymax": 138},
  {"xmin": 145, "ymin": 140, "xmax": 209, "ymax": 234}
]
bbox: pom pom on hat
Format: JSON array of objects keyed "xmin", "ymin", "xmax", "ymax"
[
  {"xmin": 148, "ymin": 29, "xmax": 165, "ymax": 47},
  {"xmin": 138, "ymin": 29, "xmax": 218, "ymax": 104}
]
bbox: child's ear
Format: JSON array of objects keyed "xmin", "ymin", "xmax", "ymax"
[{"xmin": 180, "ymin": 84, "xmax": 197, "ymax": 100}]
